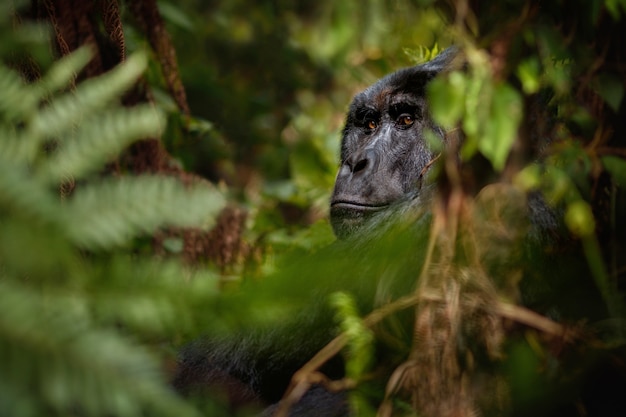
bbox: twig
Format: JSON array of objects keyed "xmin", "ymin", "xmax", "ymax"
[
  {"xmin": 494, "ymin": 300, "xmax": 568, "ymax": 337},
  {"xmin": 274, "ymin": 289, "xmax": 571, "ymax": 417}
]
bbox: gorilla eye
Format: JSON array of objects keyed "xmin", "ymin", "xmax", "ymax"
[
  {"xmin": 367, "ymin": 120, "xmax": 378, "ymax": 130},
  {"xmin": 398, "ymin": 114, "xmax": 414, "ymax": 127}
]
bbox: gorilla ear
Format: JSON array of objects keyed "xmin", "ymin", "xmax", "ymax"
[{"xmin": 417, "ymin": 47, "xmax": 459, "ymax": 74}]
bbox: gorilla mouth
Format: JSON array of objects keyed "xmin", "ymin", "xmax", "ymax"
[
  {"xmin": 330, "ymin": 201, "xmax": 389, "ymax": 211},
  {"xmin": 330, "ymin": 200, "xmax": 391, "ymax": 239},
  {"xmin": 330, "ymin": 200, "xmax": 389, "ymax": 214}
]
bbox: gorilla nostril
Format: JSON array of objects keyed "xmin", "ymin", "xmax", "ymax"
[{"xmin": 353, "ymin": 158, "xmax": 368, "ymax": 173}]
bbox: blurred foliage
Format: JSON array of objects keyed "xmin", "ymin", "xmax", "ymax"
[
  {"xmin": 151, "ymin": 0, "xmax": 626, "ymax": 415},
  {"xmin": 0, "ymin": 16, "xmax": 228, "ymax": 416},
  {"xmin": 1, "ymin": 0, "xmax": 626, "ymax": 416},
  {"xmin": 147, "ymin": 0, "xmax": 452, "ymax": 243}
]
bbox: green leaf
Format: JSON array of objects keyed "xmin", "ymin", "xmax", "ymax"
[
  {"xmin": 565, "ymin": 200, "xmax": 595, "ymax": 237},
  {"xmin": 479, "ymin": 83, "xmax": 522, "ymax": 171},
  {"xmin": 0, "ymin": 280, "xmax": 201, "ymax": 417},
  {"xmin": 63, "ymin": 176, "xmax": 225, "ymax": 249},
  {"xmin": 0, "ymin": 65, "xmax": 38, "ymax": 121},
  {"xmin": 330, "ymin": 292, "xmax": 374, "ymax": 380},
  {"xmin": 601, "ymin": 155, "xmax": 626, "ymax": 186},
  {"xmin": 30, "ymin": 52, "xmax": 148, "ymax": 141},
  {"xmin": 36, "ymin": 46, "xmax": 93, "ymax": 95},
  {"xmin": 0, "ymin": 125, "xmax": 40, "ymax": 164},
  {"xmin": 37, "ymin": 106, "xmax": 165, "ymax": 182},
  {"xmin": 157, "ymin": 1, "xmax": 194, "ymax": 30},
  {"xmin": 427, "ymin": 71, "xmax": 466, "ymax": 128},
  {"xmin": 514, "ymin": 164, "xmax": 542, "ymax": 191},
  {"xmin": 0, "ymin": 161, "xmax": 59, "ymax": 222},
  {"xmin": 605, "ymin": 0, "xmax": 626, "ymax": 19},
  {"xmin": 517, "ymin": 58, "xmax": 541, "ymax": 94},
  {"xmin": 594, "ymin": 73, "xmax": 624, "ymax": 112}
]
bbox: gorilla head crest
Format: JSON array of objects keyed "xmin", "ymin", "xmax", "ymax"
[{"xmin": 330, "ymin": 48, "xmax": 457, "ymax": 238}]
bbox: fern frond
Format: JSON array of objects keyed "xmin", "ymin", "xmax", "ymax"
[
  {"xmin": 88, "ymin": 257, "xmax": 221, "ymax": 336},
  {"xmin": 0, "ymin": 65, "xmax": 38, "ymax": 122},
  {"xmin": 37, "ymin": 105, "xmax": 165, "ymax": 183},
  {"xmin": 0, "ymin": 161, "xmax": 59, "ymax": 223},
  {"xmin": 35, "ymin": 46, "xmax": 93, "ymax": 96},
  {"xmin": 0, "ymin": 27, "xmax": 228, "ymax": 417},
  {"xmin": 0, "ymin": 65, "xmax": 41, "ymax": 163},
  {"xmin": 0, "ymin": 279, "xmax": 201, "ymax": 417},
  {"xmin": 0, "ymin": 125, "xmax": 40, "ymax": 164},
  {"xmin": 29, "ymin": 52, "xmax": 148, "ymax": 142},
  {"xmin": 63, "ymin": 176, "xmax": 225, "ymax": 249}
]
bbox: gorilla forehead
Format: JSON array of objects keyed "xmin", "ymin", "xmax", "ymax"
[
  {"xmin": 357, "ymin": 66, "xmax": 436, "ymax": 106},
  {"xmin": 352, "ymin": 46, "xmax": 458, "ymax": 110}
]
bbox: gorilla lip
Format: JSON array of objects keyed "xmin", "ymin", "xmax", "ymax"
[{"xmin": 330, "ymin": 201, "xmax": 388, "ymax": 212}]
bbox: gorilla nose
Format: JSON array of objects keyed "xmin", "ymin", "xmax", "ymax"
[{"xmin": 347, "ymin": 149, "xmax": 378, "ymax": 176}]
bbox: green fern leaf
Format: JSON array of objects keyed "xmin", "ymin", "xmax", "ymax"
[
  {"xmin": 35, "ymin": 46, "xmax": 93, "ymax": 95},
  {"xmin": 90, "ymin": 258, "xmax": 221, "ymax": 335},
  {"xmin": 63, "ymin": 176, "xmax": 226, "ymax": 249},
  {"xmin": 0, "ymin": 28, "xmax": 227, "ymax": 417},
  {"xmin": 0, "ymin": 161, "xmax": 59, "ymax": 222},
  {"xmin": 0, "ymin": 65, "xmax": 38, "ymax": 122},
  {"xmin": 38, "ymin": 105, "xmax": 165, "ymax": 183},
  {"xmin": 29, "ymin": 52, "xmax": 148, "ymax": 142},
  {"xmin": 0, "ymin": 125, "xmax": 40, "ymax": 164},
  {"xmin": 0, "ymin": 279, "xmax": 201, "ymax": 417}
]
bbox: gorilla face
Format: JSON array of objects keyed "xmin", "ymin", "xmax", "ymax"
[{"xmin": 330, "ymin": 49, "xmax": 456, "ymax": 238}]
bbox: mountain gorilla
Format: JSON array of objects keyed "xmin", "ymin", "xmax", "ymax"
[
  {"xmin": 330, "ymin": 47, "xmax": 456, "ymax": 239},
  {"xmin": 173, "ymin": 50, "xmax": 459, "ymax": 416}
]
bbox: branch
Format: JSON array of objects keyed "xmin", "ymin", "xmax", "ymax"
[{"xmin": 274, "ymin": 289, "xmax": 572, "ymax": 417}]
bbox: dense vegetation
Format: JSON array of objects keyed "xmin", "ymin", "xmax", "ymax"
[{"xmin": 1, "ymin": 0, "xmax": 625, "ymax": 416}]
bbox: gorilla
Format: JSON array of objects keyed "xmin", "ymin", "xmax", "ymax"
[
  {"xmin": 173, "ymin": 49, "xmax": 459, "ymax": 416},
  {"xmin": 174, "ymin": 48, "xmax": 572, "ymax": 416}
]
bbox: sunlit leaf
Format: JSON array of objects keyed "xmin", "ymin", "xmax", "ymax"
[
  {"xmin": 480, "ymin": 83, "xmax": 522, "ymax": 171},
  {"xmin": 565, "ymin": 200, "xmax": 595, "ymax": 237},
  {"xmin": 428, "ymin": 71, "xmax": 466, "ymax": 128},
  {"xmin": 517, "ymin": 58, "xmax": 541, "ymax": 94},
  {"xmin": 330, "ymin": 291, "xmax": 374, "ymax": 380}
]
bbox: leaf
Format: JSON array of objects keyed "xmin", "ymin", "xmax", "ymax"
[
  {"xmin": 517, "ymin": 58, "xmax": 541, "ymax": 94},
  {"xmin": 36, "ymin": 46, "xmax": 93, "ymax": 95},
  {"xmin": 427, "ymin": 71, "xmax": 466, "ymax": 128},
  {"xmin": 330, "ymin": 292, "xmax": 374, "ymax": 380},
  {"xmin": 594, "ymin": 73, "xmax": 624, "ymax": 112},
  {"xmin": 0, "ymin": 126, "xmax": 40, "ymax": 163},
  {"xmin": 30, "ymin": 52, "xmax": 148, "ymax": 141},
  {"xmin": 479, "ymin": 83, "xmax": 522, "ymax": 171},
  {"xmin": 38, "ymin": 106, "xmax": 165, "ymax": 182},
  {"xmin": 157, "ymin": 1, "xmax": 194, "ymax": 30},
  {"xmin": 0, "ymin": 161, "xmax": 59, "ymax": 222},
  {"xmin": 63, "ymin": 176, "xmax": 225, "ymax": 249},
  {"xmin": 601, "ymin": 155, "xmax": 626, "ymax": 186},
  {"xmin": 605, "ymin": 0, "xmax": 626, "ymax": 19},
  {"xmin": 565, "ymin": 200, "xmax": 595, "ymax": 237},
  {"xmin": 0, "ymin": 280, "xmax": 201, "ymax": 417},
  {"xmin": 0, "ymin": 65, "xmax": 38, "ymax": 121}
]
